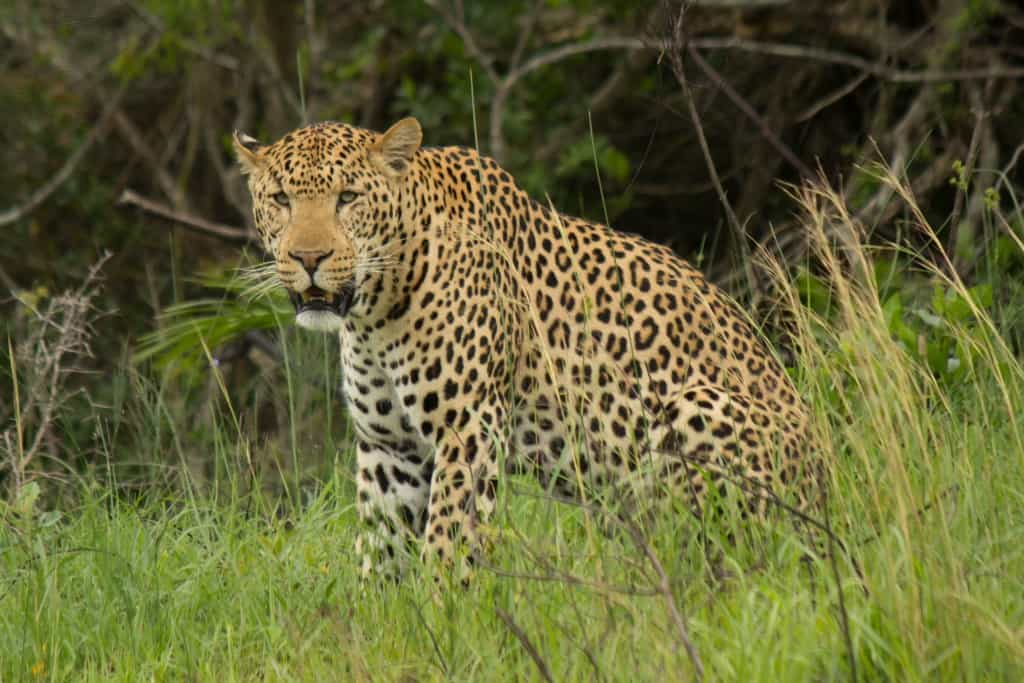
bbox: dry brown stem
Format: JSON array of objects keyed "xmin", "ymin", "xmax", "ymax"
[
  {"xmin": 3, "ymin": 253, "xmax": 111, "ymax": 497},
  {"xmin": 117, "ymin": 190, "xmax": 255, "ymax": 244}
]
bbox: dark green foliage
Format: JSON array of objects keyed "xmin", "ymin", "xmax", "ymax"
[{"xmin": 2, "ymin": 0, "xmax": 1024, "ymax": 527}]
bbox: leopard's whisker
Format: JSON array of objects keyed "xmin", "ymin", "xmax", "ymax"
[{"xmin": 237, "ymin": 260, "xmax": 281, "ymax": 300}]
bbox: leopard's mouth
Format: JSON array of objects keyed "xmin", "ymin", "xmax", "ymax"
[{"xmin": 289, "ymin": 283, "xmax": 356, "ymax": 318}]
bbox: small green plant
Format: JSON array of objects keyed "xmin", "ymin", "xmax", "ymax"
[
  {"xmin": 797, "ymin": 258, "xmax": 997, "ymax": 384},
  {"xmin": 133, "ymin": 260, "xmax": 291, "ymax": 375}
]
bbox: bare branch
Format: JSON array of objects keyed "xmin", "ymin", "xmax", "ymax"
[
  {"xmin": 1, "ymin": 24, "xmax": 193, "ymax": 213},
  {"xmin": 495, "ymin": 606, "xmax": 555, "ymax": 683},
  {"xmin": 426, "ymin": 0, "xmax": 500, "ymax": 83},
  {"xmin": 509, "ymin": 0, "xmax": 544, "ymax": 72},
  {"xmin": 510, "ymin": 37, "xmax": 650, "ymax": 85},
  {"xmin": 849, "ymin": 91, "xmax": 933, "ymax": 223},
  {"xmin": 623, "ymin": 520, "xmax": 705, "ymax": 682},
  {"xmin": 117, "ymin": 189, "xmax": 255, "ymax": 244},
  {"xmin": 113, "ymin": 110, "xmax": 188, "ymax": 211},
  {"xmin": 665, "ymin": 6, "xmax": 754, "ymax": 289},
  {"xmin": 491, "ymin": 36, "xmax": 650, "ymax": 164},
  {"xmin": 409, "ymin": 598, "xmax": 449, "ymax": 676},
  {"xmin": 4, "ymin": 253, "xmax": 112, "ymax": 496},
  {"xmin": 480, "ymin": 560, "xmax": 659, "ymax": 596},
  {"xmin": 0, "ymin": 264, "xmax": 18, "ymax": 296},
  {"xmin": 795, "ymin": 73, "xmax": 870, "ymax": 122},
  {"xmin": 0, "ymin": 88, "xmax": 125, "ymax": 227},
  {"xmin": 686, "ymin": 44, "xmax": 814, "ymax": 178},
  {"xmin": 438, "ymin": 0, "xmax": 1021, "ymax": 169},
  {"xmin": 690, "ymin": 36, "xmax": 1024, "ymax": 83},
  {"xmin": 947, "ymin": 83, "xmax": 988, "ymax": 272},
  {"xmin": 127, "ymin": 5, "xmax": 239, "ymax": 70}
]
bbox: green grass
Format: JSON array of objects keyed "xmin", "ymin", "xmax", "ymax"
[
  {"xmin": 2, "ymin": 413, "xmax": 1021, "ymax": 682},
  {"xmin": 3, "ymin": 174, "xmax": 1024, "ymax": 681}
]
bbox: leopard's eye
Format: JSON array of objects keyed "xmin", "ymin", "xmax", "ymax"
[
  {"xmin": 273, "ymin": 191, "xmax": 290, "ymax": 207},
  {"xmin": 338, "ymin": 190, "xmax": 359, "ymax": 207}
]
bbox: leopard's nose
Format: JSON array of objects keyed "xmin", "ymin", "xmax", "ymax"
[{"xmin": 288, "ymin": 249, "xmax": 334, "ymax": 277}]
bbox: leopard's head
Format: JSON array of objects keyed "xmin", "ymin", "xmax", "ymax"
[{"xmin": 233, "ymin": 118, "xmax": 422, "ymax": 331}]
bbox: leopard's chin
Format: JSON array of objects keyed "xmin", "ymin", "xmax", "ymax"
[
  {"xmin": 290, "ymin": 283, "xmax": 355, "ymax": 331},
  {"xmin": 295, "ymin": 309, "xmax": 344, "ymax": 332}
]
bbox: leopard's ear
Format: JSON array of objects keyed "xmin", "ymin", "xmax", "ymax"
[
  {"xmin": 232, "ymin": 131, "xmax": 266, "ymax": 175},
  {"xmin": 370, "ymin": 117, "xmax": 422, "ymax": 179}
]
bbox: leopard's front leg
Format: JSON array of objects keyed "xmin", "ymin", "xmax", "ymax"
[
  {"xmin": 353, "ymin": 439, "xmax": 432, "ymax": 580},
  {"xmin": 421, "ymin": 424, "xmax": 502, "ymax": 581}
]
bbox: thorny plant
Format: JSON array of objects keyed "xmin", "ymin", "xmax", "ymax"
[{"xmin": 2, "ymin": 253, "xmax": 111, "ymax": 500}]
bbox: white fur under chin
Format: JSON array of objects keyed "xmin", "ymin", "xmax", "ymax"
[{"xmin": 295, "ymin": 310, "xmax": 344, "ymax": 332}]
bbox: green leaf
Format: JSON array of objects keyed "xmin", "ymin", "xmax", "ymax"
[
  {"xmin": 38, "ymin": 510, "xmax": 62, "ymax": 527},
  {"xmin": 13, "ymin": 481, "xmax": 41, "ymax": 517}
]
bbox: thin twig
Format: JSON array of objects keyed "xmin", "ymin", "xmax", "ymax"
[
  {"xmin": 690, "ymin": 36, "xmax": 1024, "ymax": 82},
  {"xmin": 1, "ymin": 24, "xmax": 197, "ymax": 215},
  {"xmin": 0, "ymin": 88, "xmax": 125, "ymax": 227},
  {"xmin": 665, "ymin": 6, "xmax": 755, "ymax": 290},
  {"xmin": 495, "ymin": 605, "xmax": 555, "ymax": 683},
  {"xmin": 479, "ymin": 560, "xmax": 659, "ymax": 597},
  {"xmin": 686, "ymin": 43, "xmax": 814, "ymax": 178},
  {"xmin": 429, "ymin": 0, "xmax": 652, "ymax": 164},
  {"xmin": 622, "ymin": 520, "xmax": 705, "ymax": 681},
  {"xmin": 796, "ymin": 73, "xmax": 869, "ymax": 122},
  {"xmin": 410, "ymin": 598, "xmax": 449, "ymax": 676},
  {"xmin": 6, "ymin": 253, "xmax": 112, "ymax": 494},
  {"xmin": 948, "ymin": 82, "xmax": 991, "ymax": 275},
  {"xmin": 117, "ymin": 189, "xmax": 254, "ymax": 243},
  {"xmin": 502, "ymin": 482, "xmax": 710, "ymax": 677},
  {"xmin": 850, "ymin": 92, "xmax": 933, "ymax": 223},
  {"xmin": 113, "ymin": 110, "xmax": 188, "ymax": 211},
  {"xmin": 825, "ymin": 495, "xmax": 858, "ymax": 682},
  {"xmin": 509, "ymin": 0, "xmax": 544, "ymax": 71},
  {"xmin": 426, "ymin": 0, "xmax": 499, "ymax": 82},
  {"xmin": 127, "ymin": 5, "xmax": 239, "ymax": 70},
  {"xmin": 491, "ymin": 37, "xmax": 649, "ymax": 162},
  {"xmin": 0, "ymin": 265, "xmax": 18, "ymax": 296}
]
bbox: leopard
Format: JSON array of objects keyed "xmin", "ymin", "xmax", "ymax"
[{"xmin": 233, "ymin": 117, "xmax": 818, "ymax": 580}]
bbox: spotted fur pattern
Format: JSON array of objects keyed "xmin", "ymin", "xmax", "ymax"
[{"xmin": 233, "ymin": 118, "xmax": 817, "ymax": 580}]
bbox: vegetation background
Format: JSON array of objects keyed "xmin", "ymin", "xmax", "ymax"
[{"xmin": 1, "ymin": 0, "xmax": 1023, "ymax": 680}]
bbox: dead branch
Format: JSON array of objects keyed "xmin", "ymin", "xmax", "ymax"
[
  {"xmin": 622, "ymin": 520, "xmax": 705, "ymax": 682},
  {"xmin": 686, "ymin": 43, "xmax": 814, "ymax": 178},
  {"xmin": 427, "ymin": 1, "xmax": 652, "ymax": 164},
  {"xmin": 426, "ymin": 0, "xmax": 500, "ymax": 82},
  {"xmin": 495, "ymin": 606, "xmax": 555, "ymax": 683},
  {"xmin": 4, "ymin": 253, "xmax": 112, "ymax": 497},
  {"xmin": 665, "ymin": 5, "xmax": 755, "ymax": 290},
  {"xmin": 947, "ymin": 83, "xmax": 989, "ymax": 273},
  {"xmin": 509, "ymin": 0, "xmax": 544, "ymax": 72},
  {"xmin": 499, "ymin": 483, "xmax": 708, "ymax": 679},
  {"xmin": 479, "ymin": 559, "xmax": 659, "ymax": 597},
  {"xmin": 491, "ymin": 36, "xmax": 650, "ymax": 163},
  {"xmin": 409, "ymin": 598, "xmax": 449, "ymax": 676},
  {"xmin": 0, "ymin": 265, "xmax": 17, "ymax": 297},
  {"xmin": 0, "ymin": 88, "xmax": 125, "ymax": 227},
  {"xmin": 1, "ymin": 23, "xmax": 195, "ymax": 214},
  {"xmin": 690, "ymin": 36, "xmax": 1024, "ymax": 83},
  {"xmin": 850, "ymin": 90, "xmax": 933, "ymax": 223},
  {"xmin": 127, "ymin": 4, "xmax": 239, "ymax": 71},
  {"xmin": 795, "ymin": 73, "xmax": 869, "ymax": 122},
  {"xmin": 117, "ymin": 189, "xmax": 255, "ymax": 244},
  {"xmin": 432, "ymin": 0, "xmax": 1024, "ymax": 172},
  {"xmin": 113, "ymin": 110, "xmax": 189, "ymax": 211}
]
